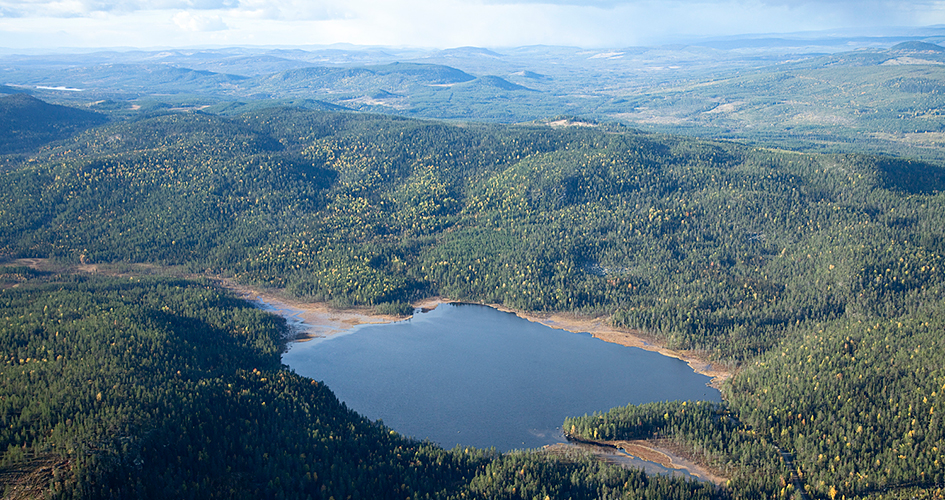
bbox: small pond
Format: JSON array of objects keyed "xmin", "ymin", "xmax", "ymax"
[{"xmin": 281, "ymin": 303, "xmax": 720, "ymax": 452}]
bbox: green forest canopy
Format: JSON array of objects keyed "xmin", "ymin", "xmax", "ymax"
[{"xmin": 1, "ymin": 98, "xmax": 944, "ymax": 498}]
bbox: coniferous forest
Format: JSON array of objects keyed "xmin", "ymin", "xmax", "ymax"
[{"xmin": 1, "ymin": 93, "xmax": 944, "ymax": 498}]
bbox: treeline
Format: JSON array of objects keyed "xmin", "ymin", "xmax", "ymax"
[{"xmin": 0, "ymin": 271, "xmax": 725, "ymax": 499}]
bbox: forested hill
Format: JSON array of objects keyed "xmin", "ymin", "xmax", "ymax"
[
  {"xmin": 0, "ymin": 94, "xmax": 106, "ymax": 154},
  {"xmin": 2, "ymin": 102, "xmax": 945, "ymax": 498},
  {"xmin": 2, "ymin": 104, "xmax": 943, "ymax": 359}
]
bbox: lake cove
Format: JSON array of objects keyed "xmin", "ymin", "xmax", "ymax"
[{"xmin": 281, "ymin": 303, "xmax": 721, "ymax": 452}]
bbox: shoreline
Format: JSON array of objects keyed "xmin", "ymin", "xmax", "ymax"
[
  {"xmin": 238, "ymin": 289, "xmax": 734, "ymax": 483},
  {"xmin": 553, "ymin": 437, "xmax": 727, "ymax": 486},
  {"xmin": 225, "ymin": 283, "xmax": 732, "ymax": 388},
  {"xmin": 218, "ymin": 278, "xmax": 413, "ymax": 340},
  {"xmin": 477, "ymin": 303, "xmax": 732, "ymax": 389},
  {"xmin": 8, "ymin": 259, "xmax": 733, "ymax": 483},
  {"xmin": 4, "ymin": 258, "xmax": 732, "ymax": 386}
]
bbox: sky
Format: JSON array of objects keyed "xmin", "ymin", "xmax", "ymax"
[{"xmin": 0, "ymin": 0, "xmax": 944, "ymax": 50}]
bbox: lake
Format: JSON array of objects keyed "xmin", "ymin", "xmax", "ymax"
[{"xmin": 281, "ymin": 303, "xmax": 721, "ymax": 452}]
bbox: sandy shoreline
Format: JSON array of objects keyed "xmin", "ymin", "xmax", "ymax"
[
  {"xmin": 602, "ymin": 439, "xmax": 727, "ymax": 485},
  {"xmin": 6, "ymin": 258, "xmax": 732, "ymax": 387},
  {"xmin": 543, "ymin": 438, "xmax": 727, "ymax": 485},
  {"xmin": 233, "ymin": 285, "xmax": 732, "ymax": 388},
  {"xmin": 219, "ymin": 279, "xmax": 414, "ymax": 339},
  {"xmin": 478, "ymin": 303, "xmax": 732, "ymax": 389}
]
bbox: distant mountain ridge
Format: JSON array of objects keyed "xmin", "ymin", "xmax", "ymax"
[
  {"xmin": 462, "ymin": 75, "xmax": 535, "ymax": 92},
  {"xmin": 6, "ymin": 32, "xmax": 945, "ymax": 160},
  {"xmin": 891, "ymin": 40, "xmax": 945, "ymax": 52},
  {"xmin": 253, "ymin": 62, "xmax": 476, "ymax": 97}
]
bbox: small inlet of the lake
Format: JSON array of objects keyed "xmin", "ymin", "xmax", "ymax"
[{"xmin": 281, "ymin": 303, "xmax": 721, "ymax": 452}]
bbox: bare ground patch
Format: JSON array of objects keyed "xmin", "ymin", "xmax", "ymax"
[{"xmin": 0, "ymin": 454, "xmax": 72, "ymax": 500}]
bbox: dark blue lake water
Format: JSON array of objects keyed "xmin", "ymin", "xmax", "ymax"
[{"xmin": 281, "ymin": 303, "xmax": 720, "ymax": 452}]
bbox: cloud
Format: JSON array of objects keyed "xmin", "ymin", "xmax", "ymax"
[
  {"xmin": 1, "ymin": 0, "xmax": 944, "ymax": 50},
  {"xmin": 477, "ymin": 0, "xmax": 944, "ymax": 26},
  {"xmin": 477, "ymin": 0, "xmax": 945, "ymax": 38},
  {"xmin": 172, "ymin": 10, "xmax": 226, "ymax": 30},
  {"xmin": 0, "ymin": 0, "xmax": 239, "ymax": 17},
  {"xmin": 232, "ymin": 0, "xmax": 349, "ymax": 20},
  {"xmin": 481, "ymin": 0, "xmax": 928, "ymax": 5},
  {"xmin": 480, "ymin": 0, "xmax": 624, "ymax": 6},
  {"xmin": 0, "ymin": 0, "xmax": 352, "ymax": 19}
]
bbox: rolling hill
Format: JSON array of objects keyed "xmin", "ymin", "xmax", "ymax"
[
  {"xmin": 1, "ymin": 93, "xmax": 944, "ymax": 498},
  {"xmin": 0, "ymin": 94, "xmax": 106, "ymax": 154}
]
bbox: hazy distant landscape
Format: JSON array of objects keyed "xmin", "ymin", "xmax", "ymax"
[
  {"xmin": 2, "ymin": 23, "xmax": 945, "ymax": 500},
  {"xmin": 5, "ymin": 26, "xmax": 945, "ymax": 160}
]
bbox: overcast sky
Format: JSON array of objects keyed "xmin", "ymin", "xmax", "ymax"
[{"xmin": 0, "ymin": 0, "xmax": 943, "ymax": 50}]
